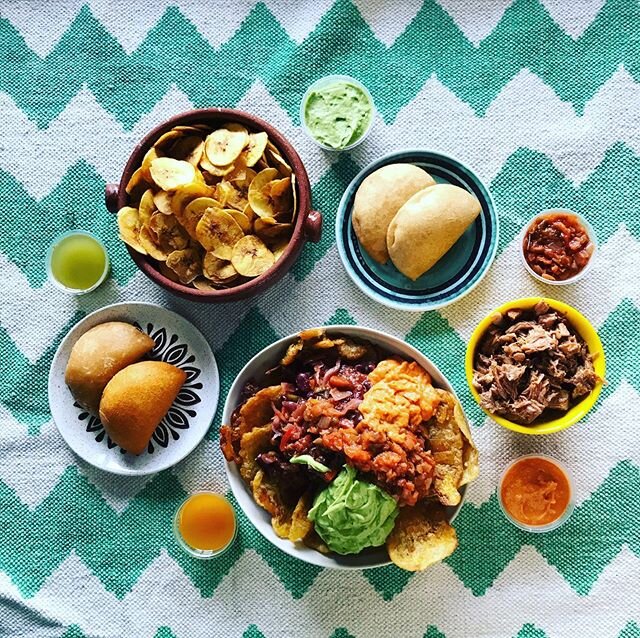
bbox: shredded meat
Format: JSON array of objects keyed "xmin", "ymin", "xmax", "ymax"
[{"xmin": 472, "ymin": 304, "xmax": 600, "ymax": 425}]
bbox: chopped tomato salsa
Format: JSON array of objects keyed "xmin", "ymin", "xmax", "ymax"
[{"xmin": 523, "ymin": 212, "xmax": 594, "ymax": 281}]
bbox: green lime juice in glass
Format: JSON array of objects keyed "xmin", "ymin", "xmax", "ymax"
[{"xmin": 47, "ymin": 231, "xmax": 109, "ymax": 294}]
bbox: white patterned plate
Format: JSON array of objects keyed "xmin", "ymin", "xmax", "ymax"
[{"xmin": 48, "ymin": 302, "xmax": 219, "ymax": 476}]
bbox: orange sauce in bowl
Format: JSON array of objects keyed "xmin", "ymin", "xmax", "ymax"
[
  {"xmin": 500, "ymin": 457, "xmax": 571, "ymax": 527},
  {"xmin": 177, "ymin": 493, "xmax": 236, "ymax": 551}
]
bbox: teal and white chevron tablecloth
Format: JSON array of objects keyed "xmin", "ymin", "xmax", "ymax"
[{"xmin": 1, "ymin": 1, "xmax": 639, "ymax": 636}]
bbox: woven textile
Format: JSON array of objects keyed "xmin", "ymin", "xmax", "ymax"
[{"xmin": 1, "ymin": 0, "xmax": 639, "ymax": 636}]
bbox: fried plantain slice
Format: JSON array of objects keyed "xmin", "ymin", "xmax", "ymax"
[
  {"xmin": 231, "ymin": 235, "xmax": 274, "ymax": 277},
  {"xmin": 248, "ymin": 168, "xmax": 278, "ymax": 218},
  {"xmin": 202, "ymin": 252, "xmax": 238, "ymax": 284},
  {"xmin": 165, "ymin": 247, "xmax": 202, "ymax": 284},
  {"xmin": 117, "ymin": 206, "xmax": 146, "ymax": 254},
  {"xmin": 245, "ymin": 132, "xmax": 268, "ymax": 167},
  {"xmin": 387, "ymin": 502, "xmax": 458, "ymax": 571},
  {"xmin": 238, "ymin": 424, "xmax": 273, "ymax": 483},
  {"xmin": 195, "ymin": 208, "xmax": 244, "ymax": 260},
  {"xmin": 428, "ymin": 390, "xmax": 464, "ymax": 506},
  {"xmin": 150, "ymin": 157, "xmax": 197, "ymax": 191},
  {"xmin": 238, "ymin": 384, "xmax": 283, "ymax": 435},
  {"xmin": 205, "ymin": 127, "xmax": 248, "ymax": 166}
]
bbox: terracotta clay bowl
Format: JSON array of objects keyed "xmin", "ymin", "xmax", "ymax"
[{"xmin": 105, "ymin": 109, "xmax": 322, "ymax": 302}]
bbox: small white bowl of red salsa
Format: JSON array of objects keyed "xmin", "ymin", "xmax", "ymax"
[{"xmin": 520, "ymin": 209, "xmax": 597, "ymax": 285}]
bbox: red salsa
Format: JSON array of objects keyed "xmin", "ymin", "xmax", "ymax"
[{"xmin": 523, "ymin": 212, "xmax": 594, "ymax": 281}]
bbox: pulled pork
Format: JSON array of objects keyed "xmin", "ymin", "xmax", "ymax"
[{"xmin": 472, "ymin": 301, "xmax": 599, "ymax": 425}]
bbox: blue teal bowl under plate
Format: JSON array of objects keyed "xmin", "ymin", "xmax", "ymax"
[{"xmin": 335, "ymin": 150, "xmax": 498, "ymax": 311}]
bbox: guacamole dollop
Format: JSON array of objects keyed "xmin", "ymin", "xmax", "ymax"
[
  {"xmin": 303, "ymin": 81, "xmax": 372, "ymax": 150},
  {"xmin": 308, "ymin": 465, "xmax": 398, "ymax": 554}
]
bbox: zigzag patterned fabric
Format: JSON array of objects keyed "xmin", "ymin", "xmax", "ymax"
[{"xmin": 1, "ymin": 0, "xmax": 639, "ymax": 636}]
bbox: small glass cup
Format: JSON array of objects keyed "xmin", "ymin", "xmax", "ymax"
[
  {"xmin": 519, "ymin": 209, "xmax": 597, "ymax": 285},
  {"xmin": 46, "ymin": 230, "xmax": 110, "ymax": 295},
  {"xmin": 498, "ymin": 454, "xmax": 575, "ymax": 533},
  {"xmin": 173, "ymin": 492, "xmax": 237, "ymax": 559},
  {"xmin": 300, "ymin": 74, "xmax": 375, "ymax": 152}
]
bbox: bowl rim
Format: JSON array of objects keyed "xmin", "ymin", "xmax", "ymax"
[
  {"xmin": 519, "ymin": 208, "xmax": 598, "ymax": 286},
  {"xmin": 115, "ymin": 108, "xmax": 312, "ymax": 301},
  {"xmin": 221, "ymin": 324, "xmax": 471, "ymax": 569},
  {"xmin": 464, "ymin": 297, "xmax": 606, "ymax": 435},
  {"xmin": 46, "ymin": 229, "xmax": 110, "ymax": 295},
  {"xmin": 334, "ymin": 148, "xmax": 499, "ymax": 311}
]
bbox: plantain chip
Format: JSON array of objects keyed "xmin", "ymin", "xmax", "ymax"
[
  {"xmin": 227, "ymin": 154, "xmax": 248, "ymax": 183},
  {"xmin": 139, "ymin": 226, "xmax": 169, "ymax": 261},
  {"xmin": 254, "ymin": 217, "xmax": 293, "ymax": 241},
  {"xmin": 287, "ymin": 489, "xmax": 314, "ymax": 542},
  {"xmin": 174, "ymin": 125, "xmax": 206, "ymax": 134},
  {"xmin": 153, "ymin": 190, "xmax": 174, "ymax": 215},
  {"xmin": 427, "ymin": 390, "xmax": 464, "ymax": 506},
  {"xmin": 195, "ymin": 209, "xmax": 244, "ymax": 260},
  {"xmin": 231, "ymin": 235, "xmax": 274, "ymax": 277},
  {"xmin": 158, "ymin": 261, "xmax": 181, "ymax": 283},
  {"xmin": 140, "ymin": 213, "xmax": 190, "ymax": 260},
  {"xmin": 141, "ymin": 147, "xmax": 159, "ymax": 182},
  {"xmin": 150, "ymin": 157, "xmax": 197, "ymax": 191},
  {"xmin": 204, "ymin": 127, "xmax": 248, "ymax": 166},
  {"xmin": 117, "ymin": 206, "xmax": 146, "ymax": 254},
  {"xmin": 269, "ymin": 177, "xmax": 293, "ymax": 217},
  {"xmin": 245, "ymin": 132, "xmax": 268, "ymax": 167},
  {"xmin": 291, "ymin": 173, "xmax": 298, "ymax": 221},
  {"xmin": 125, "ymin": 166, "xmax": 149, "ymax": 203},
  {"xmin": 242, "ymin": 202, "xmax": 256, "ymax": 223},
  {"xmin": 216, "ymin": 180, "xmax": 247, "ymax": 211},
  {"xmin": 168, "ymin": 135, "xmax": 204, "ymax": 166},
  {"xmin": 171, "ymin": 183, "xmax": 218, "ymax": 216},
  {"xmin": 248, "ymin": 168, "xmax": 278, "ymax": 218},
  {"xmin": 387, "ymin": 502, "xmax": 458, "ymax": 571},
  {"xmin": 238, "ymin": 424, "xmax": 273, "ymax": 483},
  {"xmin": 138, "ymin": 188, "xmax": 156, "ymax": 226},
  {"xmin": 226, "ymin": 209, "xmax": 251, "ymax": 233},
  {"xmin": 251, "ymin": 470, "xmax": 287, "ymax": 520},
  {"xmin": 153, "ymin": 129, "xmax": 183, "ymax": 153},
  {"xmin": 266, "ymin": 141, "xmax": 292, "ymax": 176},
  {"xmin": 180, "ymin": 197, "xmax": 220, "ymax": 240},
  {"xmin": 272, "ymin": 240, "xmax": 288, "ymax": 262},
  {"xmin": 454, "ymin": 400, "xmax": 479, "ymax": 487},
  {"xmin": 192, "ymin": 277, "xmax": 217, "ymax": 291},
  {"xmin": 203, "ymin": 252, "xmax": 238, "ymax": 284},
  {"xmin": 238, "ymin": 384, "xmax": 283, "ymax": 435},
  {"xmin": 165, "ymin": 247, "xmax": 202, "ymax": 284}
]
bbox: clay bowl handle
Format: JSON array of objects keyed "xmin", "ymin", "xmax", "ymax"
[
  {"xmin": 304, "ymin": 210, "xmax": 322, "ymax": 243},
  {"xmin": 105, "ymin": 183, "xmax": 119, "ymax": 214}
]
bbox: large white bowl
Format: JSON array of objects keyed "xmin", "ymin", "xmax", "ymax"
[{"xmin": 222, "ymin": 325, "xmax": 469, "ymax": 570}]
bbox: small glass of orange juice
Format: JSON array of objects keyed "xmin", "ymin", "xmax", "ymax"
[{"xmin": 173, "ymin": 492, "xmax": 237, "ymax": 558}]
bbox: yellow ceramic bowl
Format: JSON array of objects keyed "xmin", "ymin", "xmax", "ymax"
[{"xmin": 465, "ymin": 297, "xmax": 605, "ymax": 435}]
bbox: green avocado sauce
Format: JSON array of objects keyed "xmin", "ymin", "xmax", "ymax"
[{"xmin": 303, "ymin": 80, "xmax": 373, "ymax": 150}]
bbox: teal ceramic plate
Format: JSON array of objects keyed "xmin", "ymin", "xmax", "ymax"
[{"xmin": 336, "ymin": 150, "xmax": 498, "ymax": 311}]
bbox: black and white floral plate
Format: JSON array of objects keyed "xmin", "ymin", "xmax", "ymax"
[{"xmin": 48, "ymin": 302, "xmax": 219, "ymax": 476}]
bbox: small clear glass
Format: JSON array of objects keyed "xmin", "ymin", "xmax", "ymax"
[
  {"xmin": 519, "ymin": 209, "xmax": 597, "ymax": 285},
  {"xmin": 498, "ymin": 454, "xmax": 575, "ymax": 533},
  {"xmin": 172, "ymin": 492, "xmax": 237, "ymax": 559},
  {"xmin": 46, "ymin": 230, "xmax": 110, "ymax": 295},
  {"xmin": 300, "ymin": 74, "xmax": 375, "ymax": 151}
]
